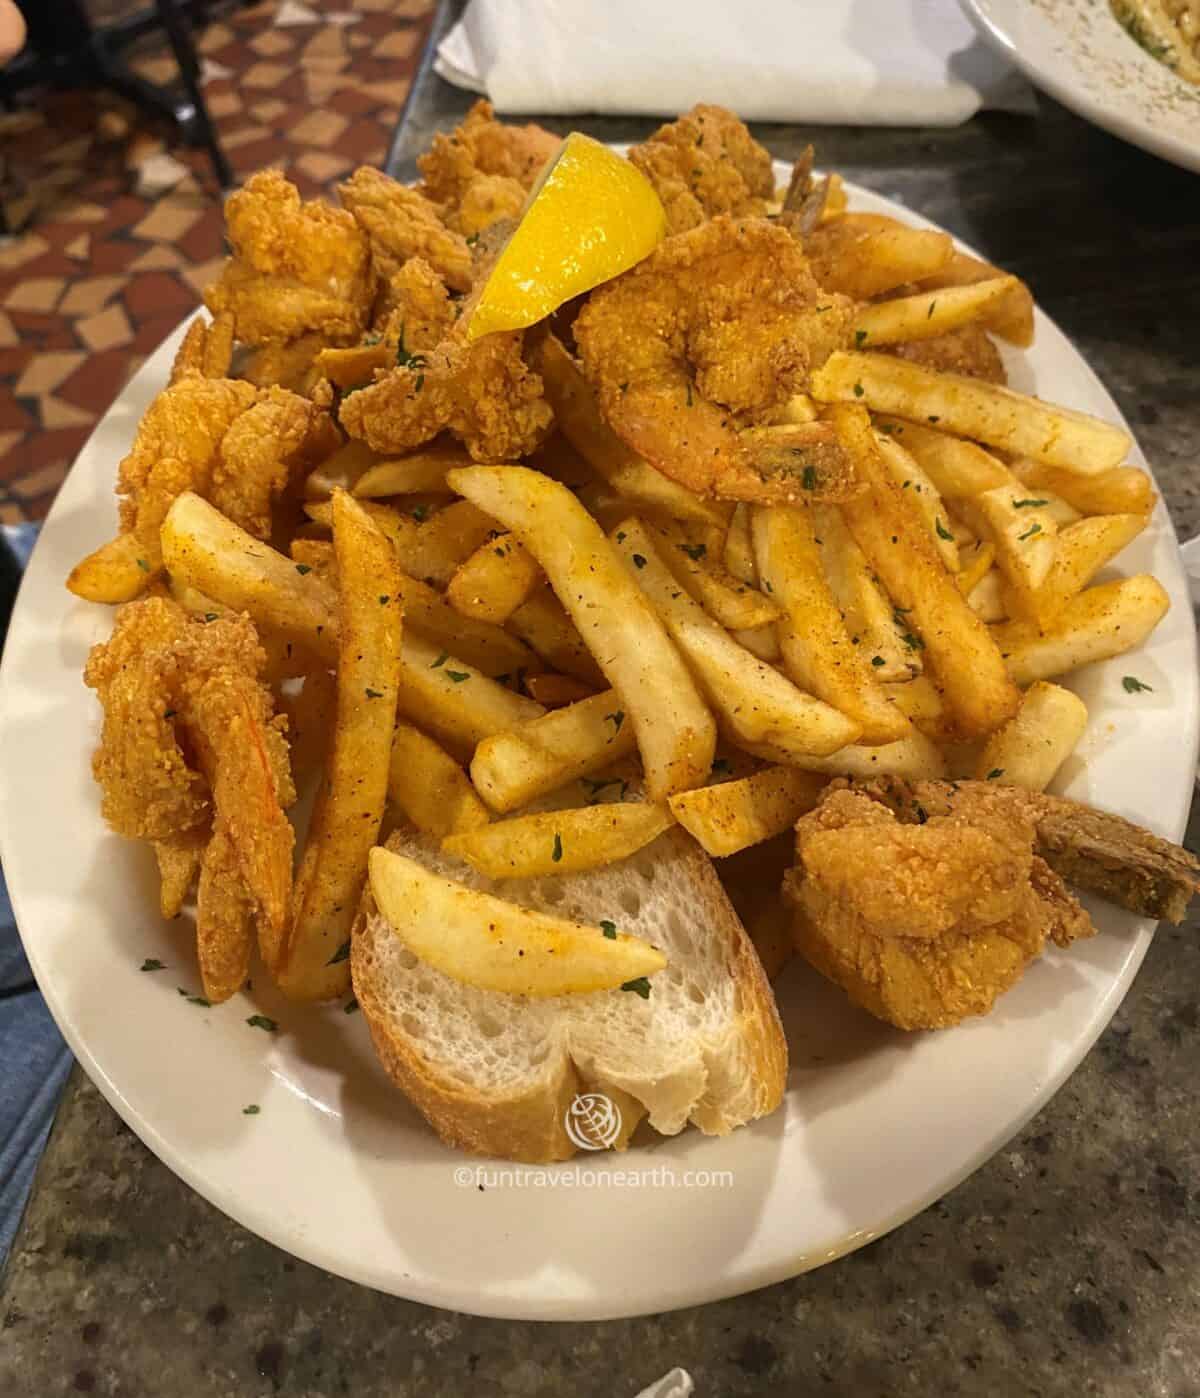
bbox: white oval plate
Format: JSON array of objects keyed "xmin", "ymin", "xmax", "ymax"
[
  {"xmin": 1, "ymin": 174, "xmax": 1195, "ymax": 1322},
  {"xmin": 962, "ymin": 0, "xmax": 1200, "ymax": 173}
]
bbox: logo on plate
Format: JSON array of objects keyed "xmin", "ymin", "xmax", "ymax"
[{"xmin": 564, "ymin": 1092, "xmax": 621, "ymax": 1151}]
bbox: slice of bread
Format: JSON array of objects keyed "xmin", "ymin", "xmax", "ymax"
[{"xmin": 351, "ymin": 824, "xmax": 787, "ymax": 1162}]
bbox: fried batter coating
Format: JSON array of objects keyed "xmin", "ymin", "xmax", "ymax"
[
  {"xmin": 784, "ymin": 783, "xmax": 1094, "ymax": 1030},
  {"xmin": 628, "ymin": 105, "xmax": 775, "ymax": 235},
  {"xmin": 418, "ymin": 99, "xmax": 558, "ymax": 220},
  {"xmin": 339, "ymin": 166, "xmax": 473, "ymax": 293},
  {"xmin": 454, "ymin": 172, "xmax": 527, "ymax": 237},
  {"xmin": 205, "ymin": 170, "xmax": 372, "ymax": 345},
  {"xmin": 887, "ymin": 323, "xmax": 1007, "ymax": 385},
  {"xmin": 85, "ymin": 598, "xmax": 296, "ymax": 1001},
  {"xmin": 241, "ymin": 333, "xmax": 330, "ymax": 395},
  {"xmin": 574, "ymin": 216, "xmax": 857, "ymax": 504},
  {"xmin": 209, "ymin": 385, "xmax": 337, "ymax": 540},
  {"xmin": 170, "ymin": 313, "xmax": 235, "ymax": 384}
]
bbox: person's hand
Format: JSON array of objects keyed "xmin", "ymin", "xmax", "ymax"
[{"xmin": 0, "ymin": 0, "xmax": 25, "ymax": 66}]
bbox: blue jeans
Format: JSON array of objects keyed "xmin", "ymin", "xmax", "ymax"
[{"xmin": 0, "ymin": 524, "xmax": 73, "ymax": 1267}]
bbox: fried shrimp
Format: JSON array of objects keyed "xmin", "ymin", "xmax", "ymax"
[
  {"xmin": 628, "ymin": 105, "xmax": 775, "ymax": 235},
  {"xmin": 784, "ymin": 783, "xmax": 1094, "ymax": 1030},
  {"xmin": 417, "ymin": 99, "xmax": 559, "ymax": 231},
  {"xmin": 170, "ymin": 313, "xmax": 234, "ymax": 384},
  {"xmin": 205, "ymin": 170, "xmax": 372, "ymax": 345},
  {"xmin": 338, "ymin": 167, "xmax": 474, "ymax": 294},
  {"xmin": 574, "ymin": 216, "xmax": 858, "ymax": 505},
  {"xmin": 84, "ymin": 597, "xmax": 296, "ymax": 1001}
]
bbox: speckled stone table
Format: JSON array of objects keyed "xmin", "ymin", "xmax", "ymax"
[{"xmin": 4, "ymin": 19, "xmax": 1200, "ymax": 1398}]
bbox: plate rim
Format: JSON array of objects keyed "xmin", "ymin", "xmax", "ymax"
[
  {"xmin": 1, "ymin": 173, "xmax": 1196, "ymax": 1321},
  {"xmin": 961, "ymin": 0, "xmax": 1200, "ymax": 174}
]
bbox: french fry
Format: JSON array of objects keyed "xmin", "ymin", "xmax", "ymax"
[
  {"xmin": 277, "ymin": 491, "xmax": 403, "ymax": 1000},
  {"xmin": 881, "ymin": 674, "xmax": 957, "ymax": 744},
  {"xmin": 307, "ymin": 497, "xmax": 497, "ymax": 586},
  {"xmin": 994, "ymin": 575, "xmax": 1169, "ymax": 686},
  {"xmin": 813, "ymin": 352, "xmax": 1132, "ymax": 474},
  {"xmin": 446, "ymin": 533, "xmax": 542, "ymax": 624},
  {"xmin": 304, "ymin": 439, "xmax": 375, "ymax": 499},
  {"xmin": 449, "ymin": 467, "xmax": 717, "ymax": 800},
  {"xmin": 829, "ymin": 404, "xmax": 1021, "ymax": 737},
  {"xmin": 388, "ymin": 720, "xmax": 490, "ymax": 839},
  {"xmin": 737, "ymin": 729, "xmax": 948, "ymax": 780},
  {"xmin": 313, "ymin": 341, "xmax": 391, "ymax": 390},
  {"xmin": 507, "ymin": 586, "xmax": 607, "ymax": 687},
  {"xmin": 162, "ymin": 493, "xmax": 339, "ymax": 663},
  {"xmin": 805, "ymin": 216, "xmax": 954, "ymax": 298},
  {"xmin": 396, "ymin": 573, "xmax": 536, "ymax": 677},
  {"xmin": 852, "ymin": 278, "xmax": 1017, "ymax": 348},
  {"xmin": 778, "ymin": 393, "xmax": 818, "ymax": 424},
  {"xmin": 812, "ymin": 503, "xmax": 921, "ymax": 681},
  {"xmin": 470, "ymin": 690, "xmax": 638, "ymax": 813},
  {"xmin": 1011, "ymin": 459, "xmax": 1157, "ymax": 517},
  {"xmin": 723, "ymin": 503, "xmax": 758, "ymax": 585},
  {"xmin": 614, "ymin": 518, "xmax": 862, "ymax": 758},
  {"xmin": 648, "ymin": 517, "xmax": 781, "ymax": 630},
  {"xmin": 822, "ymin": 172, "xmax": 847, "ymax": 219},
  {"xmin": 368, "ymin": 847, "xmax": 666, "ymax": 996},
  {"xmin": 974, "ymin": 682, "xmax": 1088, "ymax": 791},
  {"xmin": 751, "ymin": 505, "xmax": 910, "ymax": 743},
  {"xmin": 1032, "ymin": 513, "xmax": 1149, "ymax": 626},
  {"xmin": 875, "ymin": 433, "xmax": 960, "ymax": 571},
  {"xmin": 443, "ymin": 802, "xmax": 674, "ymax": 879},
  {"xmin": 524, "ymin": 673, "xmax": 597, "ymax": 707},
  {"xmin": 955, "ymin": 539, "xmax": 996, "ymax": 598},
  {"xmin": 873, "ymin": 416, "xmax": 1010, "ymax": 498},
  {"xmin": 730, "ymin": 624, "xmax": 781, "ymax": 662},
  {"xmin": 533, "ymin": 333, "xmax": 727, "ymax": 527},
  {"xmin": 669, "ymin": 767, "xmax": 827, "ymax": 858},
  {"xmin": 395, "ymin": 632, "xmax": 544, "ymax": 756},
  {"xmin": 352, "ymin": 440, "xmax": 473, "ymax": 498},
  {"xmin": 289, "ymin": 537, "xmax": 337, "ymax": 585},
  {"xmin": 917, "ymin": 249, "xmax": 1035, "ymax": 346},
  {"xmin": 967, "ymin": 567, "xmax": 1007, "ymax": 622},
  {"xmin": 67, "ymin": 532, "xmax": 152, "ymax": 604},
  {"xmin": 966, "ymin": 487, "xmax": 1060, "ymax": 622},
  {"xmin": 279, "ymin": 666, "xmax": 336, "ymax": 788}
]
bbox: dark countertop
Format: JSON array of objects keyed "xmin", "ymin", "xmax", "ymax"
[{"xmin": 3, "ymin": 19, "xmax": 1200, "ymax": 1398}]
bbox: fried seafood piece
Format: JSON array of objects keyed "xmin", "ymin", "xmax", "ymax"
[
  {"xmin": 573, "ymin": 216, "xmax": 858, "ymax": 505},
  {"xmin": 205, "ymin": 170, "xmax": 372, "ymax": 345},
  {"xmin": 783, "ymin": 783, "xmax": 1094, "ymax": 1030},
  {"xmin": 170, "ymin": 313, "xmax": 234, "ymax": 384},
  {"xmin": 886, "ymin": 323, "xmax": 1006, "ymax": 385},
  {"xmin": 241, "ymin": 333, "xmax": 330, "ymax": 395},
  {"xmin": 209, "ymin": 385, "xmax": 339, "ymax": 540},
  {"xmin": 417, "ymin": 99, "xmax": 559, "ymax": 224},
  {"xmin": 628, "ymin": 105, "xmax": 775, "ymax": 235},
  {"xmin": 866, "ymin": 778, "xmax": 1200, "ymax": 925},
  {"xmin": 338, "ymin": 166, "xmax": 474, "ymax": 294},
  {"xmin": 339, "ymin": 326, "xmax": 552, "ymax": 461},
  {"xmin": 84, "ymin": 597, "xmax": 296, "ymax": 1002}
]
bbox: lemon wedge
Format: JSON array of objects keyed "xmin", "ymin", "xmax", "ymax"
[{"xmin": 468, "ymin": 132, "xmax": 667, "ymax": 341}]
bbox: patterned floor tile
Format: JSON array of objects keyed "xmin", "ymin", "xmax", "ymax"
[{"xmin": 0, "ymin": 0, "xmax": 435, "ymax": 518}]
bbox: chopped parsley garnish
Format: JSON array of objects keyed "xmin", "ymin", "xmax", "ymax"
[
  {"xmin": 552, "ymin": 832, "xmax": 563, "ymax": 863},
  {"xmin": 1012, "ymin": 498, "xmax": 1048, "ymax": 509},
  {"xmin": 853, "ymin": 382, "xmax": 864, "ymax": 398},
  {"xmin": 394, "ymin": 325, "xmax": 428, "ymax": 371},
  {"xmin": 378, "ymin": 595, "xmax": 390, "ymax": 605},
  {"xmin": 140, "ymin": 958, "xmax": 165, "ymax": 972},
  {"xmin": 178, "ymin": 988, "xmax": 210, "ymax": 1007},
  {"xmin": 1017, "ymin": 522, "xmax": 1042, "ymax": 541},
  {"xmin": 600, "ymin": 920, "xmax": 617, "ymax": 940},
  {"xmin": 344, "ymin": 997, "xmax": 359, "ymax": 1014},
  {"xmin": 871, "ymin": 655, "xmax": 886, "ymax": 668},
  {"xmin": 246, "ymin": 1014, "xmax": 278, "ymax": 1033},
  {"xmin": 901, "ymin": 631, "xmax": 924, "ymax": 652},
  {"xmin": 615, "ymin": 531, "xmax": 627, "ymax": 543},
  {"xmin": 605, "ymin": 710, "xmax": 625, "ymax": 733},
  {"xmin": 295, "ymin": 563, "xmax": 311, "ymax": 575},
  {"xmin": 1122, "ymin": 675, "xmax": 1153, "ymax": 693},
  {"xmin": 163, "ymin": 709, "xmax": 176, "ymax": 719},
  {"xmin": 411, "ymin": 504, "xmax": 430, "ymax": 522},
  {"xmin": 711, "ymin": 758, "xmax": 732, "ymax": 776},
  {"xmin": 621, "ymin": 977, "xmax": 652, "ymax": 999},
  {"xmin": 927, "ymin": 300, "xmax": 937, "ymax": 319},
  {"xmin": 935, "ymin": 519, "xmax": 953, "ymax": 541},
  {"xmin": 430, "ymin": 651, "xmax": 449, "ymax": 669},
  {"xmin": 914, "ymin": 803, "xmax": 928, "ymax": 825},
  {"xmin": 802, "ymin": 464, "xmax": 817, "ymax": 491},
  {"xmin": 679, "ymin": 543, "xmax": 707, "ymax": 561},
  {"xmin": 986, "ymin": 768, "xmax": 1005, "ymax": 780},
  {"xmin": 854, "ymin": 329, "xmax": 868, "ymax": 347},
  {"xmin": 327, "ymin": 941, "xmax": 351, "ymax": 965},
  {"xmin": 365, "ymin": 687, "xmax": 384, "ymax": 699},
  {"xmin": 445, "ymin": 670, "xmax": 470, "ymax": 683},
  {"xmin": 685, "ymin": 381, "xmax": 693, "ymax": 408},
  {"xmin": 927, "ymin": 415, "xmax": 940, "ymax": 424},
  {"xmin": 631, "ymin": 553, "xmax": 647, "ymax": 569},
  {"xmin": 204, "ymin": 612, "xmax": 218, "ymax": 622},
  {"xmin": 243, "ymin": 1105, "xmax": 260, "ymax": 1116},
  {"xmin": 136, "ymin": 557, "xmax": 149, "ymax": 572}
]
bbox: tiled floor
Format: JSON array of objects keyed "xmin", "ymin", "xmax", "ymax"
[{"xmin": 0, "ymin": 0, "xmax": 436, "ymax": 523}]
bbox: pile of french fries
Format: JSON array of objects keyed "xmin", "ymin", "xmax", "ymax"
[{"xmin": 125, "ymin": 197, "xmax": 1169, "ymax": 1002}]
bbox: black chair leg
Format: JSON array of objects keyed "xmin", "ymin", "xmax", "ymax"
[{"xmin": 154, "ymin": 0, "xmax": 234, "ymax": 191}]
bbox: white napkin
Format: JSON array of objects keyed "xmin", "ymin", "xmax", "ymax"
[{"xmin": 435, "ymin": 0, "xmax": 1033, "ymax": 127}]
